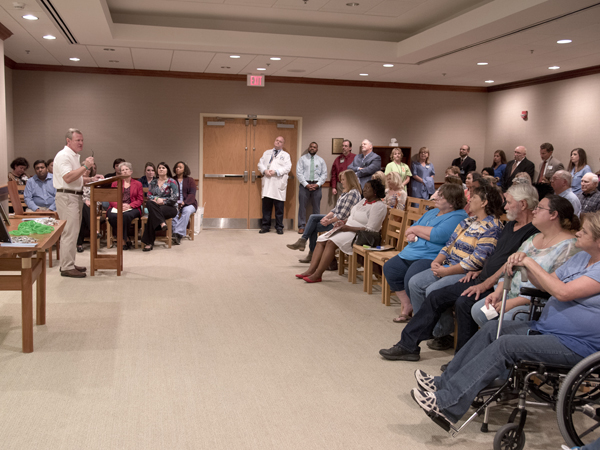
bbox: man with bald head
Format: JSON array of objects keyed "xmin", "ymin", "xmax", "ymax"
[
  {"xmin": 578, "ymin": 173, "xmax": 600, "ymax": 213},
  {"xmin": 551, "ymin": 170, "xmax": 581, "ymax": 216},
  {"xmin": 502, "ymin": 146, "xmax": 535, "ymax": 191},
  {"xmin": 348, "ymin": 139, "xmax": 382, "ymax": 189}
]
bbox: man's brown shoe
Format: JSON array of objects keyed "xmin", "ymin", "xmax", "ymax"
[
  {"xmin": 61, "ymin": 269, "xmax": 86, "ymax": 278},
  {"xmin": 298, "ymin": 228, "xmax": 304, "ymax": 234},
  {"xmin": 74, "ymin": 265, "xmax": 87, "ymax": 272}
]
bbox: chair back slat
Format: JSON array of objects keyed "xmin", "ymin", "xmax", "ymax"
[
  {"xmin": 400, "ymin": 210, "xmax": 422, "ymax": 250},
  {"xmin": 405, "ymin": 196, "xmax": 423, "ymax": 214}
]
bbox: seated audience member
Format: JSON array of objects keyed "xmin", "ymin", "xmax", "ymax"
[
  {"xmin": 410, "ymin": 212, "xmax": 600, "ymax": 428},
  {"xmin": 295, "ymin": 179, "xmax": 387, "ymax": 283},
  {"xmin": 569, "ymin": 148, "xmax": 592, "ymax": 195},
  {"xmin": 384, "ymin": 184, "xmax": 468, "ymax": 322},
  {"xmin": 105, "ymin": 158, "xmax": 126, "ymax": 178},
  {"xmin": 142, "ymin": 162, "xmax": 178, "ymax": 252},
  {"xmin": 384, "ymin": 148, "xmax": 411, "ymax": 191},
  {"xmin": 431, "ymin": 175, "xmax": 462, "ymax": 201},
  {"xmin": 8, "ymin": 157, "xmax": 29, "ymax": 185},
  {"xmin": 24, "ymin": 159, "xmax": 56, "ymax": 211},
  {"xmin": 578, "ymin": 173, "xmax": 600, "ymax": 214},
  {"xmin": 411, "ymin": 147, "xmax": 435, "ymax": 200},
  {"xmin": 552, "ymin": 170, "xmax": 582, "ymax": 217},
  {"xmin": 491, "ymin": 150, "xmax": 507, "ymax": 187},
  {"xmin": 138, "ymin": 162, "xmax": 156, "ymax": 188},
  {"xmin": 287, "ymin": 169, "xmax": 362, "ymax": 263},
  {"xmin": 371, "ymin": 170, "xmax": 386, "ymax": 187},
  {"xmin": 513, "ymin": 171, "xmax": 532, "ymax": 185},
  {"xmin": 384, "ymin": 172, "xmax": 407, "ymax": 210},
  {"xmin": 464, "ymin": 171, "xmax": 482, "ymax": 203},
  {"xmin": 107, "ymin": 162, "xmax": 143, "ymax": 250},
  {"xmin": 46, "ymin": 158, "xmax": 54, "ymax": 174},
  {"xmin": 472, "ymin": 195, "xmax": 580, "ymax": 327},
  {"xmin": 481, "ymin": 167, "xmax": 494, "ymax": 177},
  {"xmin": 380, "ymin": 183, "xmax": 538, "ymax": 360},
  {"xmin": 171, "ymin": 161, "xmax": 197, "ymax": 245},
  {"xmin": 77, "ymin": 163, "xmax": 101, "ymax": 252},
  {"xmin": 405, "ymin": 185, "xmax": 504, "ymax": 350}
]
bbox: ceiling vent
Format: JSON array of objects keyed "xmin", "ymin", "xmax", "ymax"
[{"xmin": 36, "ymin": 0, "xmax": 78, "ymax": 44}]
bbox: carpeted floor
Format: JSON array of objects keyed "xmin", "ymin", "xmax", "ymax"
[{"xmin": 0, "ymin": 230, "xmax": 566, "ymax": 449}]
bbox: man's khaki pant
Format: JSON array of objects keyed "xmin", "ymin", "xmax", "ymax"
[{"xmin": 55, "ymin": 193, "xmax": 83, "ymax": 271}]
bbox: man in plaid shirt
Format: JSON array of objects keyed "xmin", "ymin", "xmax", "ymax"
[{"xmin": 578, "ymin": 173, "xmax": 600, "ymax": 213}]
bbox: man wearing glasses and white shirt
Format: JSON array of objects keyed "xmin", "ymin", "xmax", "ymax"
[
  {"xmin": 258, "ymin": 136, "xmax": 292, "ymax": 235},
  {"xmin": 53, "ymin": 128, "xmax": 103, "ymax": 278}
]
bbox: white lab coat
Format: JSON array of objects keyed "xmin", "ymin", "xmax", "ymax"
[{"xmin": 258, "ymin": 149, "xmax": 292, "ymax": 201}]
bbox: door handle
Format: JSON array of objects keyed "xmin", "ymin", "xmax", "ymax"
[
  {"xmin": 252, "ymin": 171, "xmax": 257, "ymax": 182},
  {"xmin": 243, "ymin": 171, "xmax": 248, "ymax": 182},
  {"xmin": 204, "ymin": 174, "xmax": 244, "ymax": 178}
]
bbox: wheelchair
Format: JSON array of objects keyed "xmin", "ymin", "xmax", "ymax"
[{"xmin": 431, "ymin": 270, "xmax": 600, "ymax": 450}]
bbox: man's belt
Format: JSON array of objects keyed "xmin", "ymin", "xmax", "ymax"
[
  {"xmin": 305, "ymin": 181, "xmax": 319, "ymax": 184},
  {"xmin": 56, "ymin": 188, "xmax": 83, "ymax": 195}
]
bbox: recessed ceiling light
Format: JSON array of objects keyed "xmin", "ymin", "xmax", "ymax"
[
  {"xmin": 477, "ymin": 62, "xmax": 488, "ymax": 66},
  {"xmin": 346, "ymin": 2, "xmax": 359, "ymax": 6},
  {"xmin": 22, "ymin": 14, "xmax": 38, "ymax": 20},
  {"xmin": 69, "ymin": 57, "xmax": 80, "ymax": 62},
  {"xmin": 549, "ymin": 66, "xmax": 560, "ymax": 70},
  {"xmin": 103, "ymin": 48, "xmax": 115, "ymax": 52},
  {"xmin": 485, "ymin": 80, "xmax": 494, "ymax": 83},
  {"xmin": 270, "ymin": 57, "xmax": 281, "ymax": 61},
  {"xmin": 359, "ymin": 73, "xmax": 368, "ymax": 76},
  {"xmin": 383, "ymin": 64, "xmax": 394, "ymax": 68},
  {"xmin": 557, "ymin": 39, "xmax": 572, "ymax": 44},
  {"xmin": 221, "ymin": 66, "xmax": 231, "ymax": 69},
  {"xmin": 230, "ymin": 55, "xmax": 241, "ymax": 59},
  {"xmin": 43, "ymin": 35, "xmax": 56, "ymax": 40},
  {"xmin": 257, "ymin": 68, "xmax": 266, "ymax": 71}
]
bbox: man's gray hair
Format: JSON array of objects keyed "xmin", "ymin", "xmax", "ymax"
[
  {"xmin": 363, "ymin": 139, "xmax": 373, "ymax": 148},
  {"xmin": 554, "ymin": 170, "xmax": 572, "ymax": 184},
  {"xmin": 507, "ymin": 183, "xmax": 539, "ymax": 210},
  {"xmin": 584, "ymin": 173, "xmax": 599, "ymax": 184},
  {"xmin": 65, "ymin": 128, "xmax": 82, "ymax": 141}
]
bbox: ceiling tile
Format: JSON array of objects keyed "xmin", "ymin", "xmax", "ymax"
[
  {"xmin": 170, "ymin": 50, "xmax": 216, "ymax": 72},
  {"xmin": 131, "ymin": 48, "xmax": 174, "ymax": 70}
]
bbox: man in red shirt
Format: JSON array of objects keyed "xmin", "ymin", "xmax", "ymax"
[{"xmin": 330, "ymin": 140, "xmax": 355, "ymax": 196}]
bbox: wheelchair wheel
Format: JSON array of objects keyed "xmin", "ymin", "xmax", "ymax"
[
  {"xmin": 493, "ymin": 423, "xmax": 526, "ymax": 450},
  {"xmin": 557, "ymin": 351, "xmax": 600, "ymax": 448}
]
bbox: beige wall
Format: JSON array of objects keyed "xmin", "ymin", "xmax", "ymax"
[
  {"xmin": 486, "ymin": 73, "xmax": 600, "ymax": 174},
  {"xmin": 10, "ymin": 70, "xmax": 489, "ymax": 212}
]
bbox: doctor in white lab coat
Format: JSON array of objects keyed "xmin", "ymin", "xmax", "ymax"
[{"xmin": 258, "ymin": 135, "xmax": 292, "ymax": 234}]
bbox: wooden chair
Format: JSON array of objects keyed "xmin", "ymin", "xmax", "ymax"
[
  {"xmin": 365, "ymin": 208, "xmax": 407, "ymax": 296},
  {"xmin": 405, "ymin": 196, "xmax": 423, "ymax": 214},
  {"xmin": 350, "ymin": 209, "xmax": 394, "ymax": 290},
  {"xmin": 370, "ymin": 210, "xmax": 422, "ymax": 305},
  {"xmin": 420, "ymin": 199, "xmax": 436, "ymax": 213},
  {"xmin": 141, "ymin": 217, "xmax": 173, "ymax": 248},
  {"xmin": 186, "ymin": 213, "xmax": 195, "ymax": 241},
  {"xmin": 338, "ymin": 251, "xmax": 350, "ymax": 277}
]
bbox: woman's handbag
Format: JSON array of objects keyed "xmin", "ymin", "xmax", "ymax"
[{"xmin": 353, "ymin": 230, "xmax": 381, "ymax": 247}]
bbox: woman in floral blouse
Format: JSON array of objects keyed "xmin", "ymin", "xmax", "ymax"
[{"xmin": 142, "ymin": 162, "xmax": 178, "ymax": 252}]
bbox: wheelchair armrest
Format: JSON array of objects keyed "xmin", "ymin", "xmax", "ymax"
[{"xmin": 519, "ymin": 287, "xmax": 551, "ymax": 300}]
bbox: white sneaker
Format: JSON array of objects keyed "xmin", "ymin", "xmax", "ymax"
[
  {"xmin": 411, "ymin": 388, "xmax": 454, "ymax": 423},
  {"xmin": 414, "ymin": 369, "xmax": 437, "ymax": 392}
]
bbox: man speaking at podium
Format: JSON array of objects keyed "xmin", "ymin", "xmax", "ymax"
[{"xmin": 53, "ymin": 128, "xmax": 103, "ymax": 278}]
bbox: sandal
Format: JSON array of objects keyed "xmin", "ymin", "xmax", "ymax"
[{"xmin": 393, "ymin": 313, "xmax": 413, "ymax": 323}]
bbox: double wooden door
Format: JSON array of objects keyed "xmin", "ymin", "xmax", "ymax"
[{"xmin": 202, "ymin": 116, "xmax": 298, "ymax": 229}]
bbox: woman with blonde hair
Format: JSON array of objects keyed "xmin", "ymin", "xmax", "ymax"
[
  {"xmin": 385, "ymin": 171, "xmax": 407, "ymax": 210},
  {"xmin": 385, "ymin": 148, "xmax": 411, "ymax": 191},
  {"xmin": 287, "ymin": 169, "xmax": 362, "ymax": 263},
  {"xmin": 411, "ymin": 147, "xmax": 435, "ymax": 199}
]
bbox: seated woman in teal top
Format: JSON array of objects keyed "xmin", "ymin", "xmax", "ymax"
[{"xmin": 382, "ymin": 184, "xmax": 468, "ymax": 322}]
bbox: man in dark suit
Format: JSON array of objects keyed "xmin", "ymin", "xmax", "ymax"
[
  {"xmin": 502, "ymin": 146, "xmax": 536, "ymax": 191},
  {"xmin": 348, "ymin": 139, "xmax": 382, "ymax": 188},
  {"xmin": 451, "ymin": 144, "xmax": 476, "ymax": 183}
]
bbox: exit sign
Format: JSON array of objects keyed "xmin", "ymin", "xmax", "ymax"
[{"xmin": 247, "ymin": 74, "xmax": 265, "ymax": 87}]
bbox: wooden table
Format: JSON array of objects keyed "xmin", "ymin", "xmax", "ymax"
[{"xmin": 0, "ymin": 219, "xmax": 65, "ymax": 353}]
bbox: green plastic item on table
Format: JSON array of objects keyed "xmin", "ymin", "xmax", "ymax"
[{"xmin": 9, "ymin": 221, "xmax": 55, "ymax": 236}]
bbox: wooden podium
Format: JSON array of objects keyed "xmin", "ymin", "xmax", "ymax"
[{"xmin": 88, "ymin": 176, "xmax": 125, "ymax": 276}]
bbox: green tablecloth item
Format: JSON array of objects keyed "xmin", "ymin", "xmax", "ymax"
[{"xmin": 9, "ymin": 221, "xmax": 55, "ymax": 236}]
